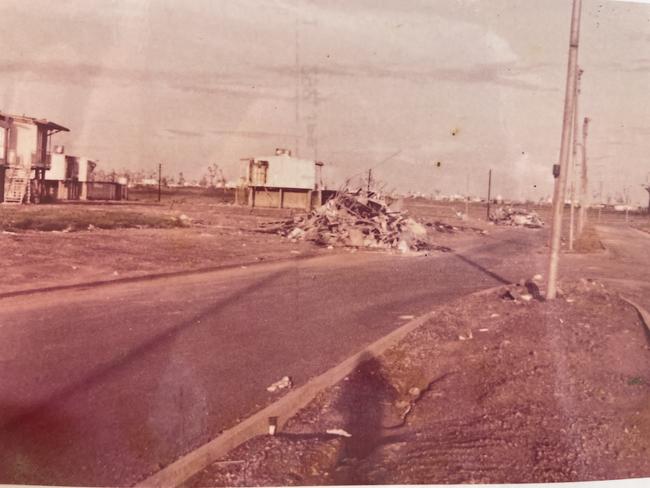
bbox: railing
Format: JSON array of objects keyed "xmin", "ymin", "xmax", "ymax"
[{"xmin": 30, "ymin": 151, "xmax": 52, "ymax": 169}]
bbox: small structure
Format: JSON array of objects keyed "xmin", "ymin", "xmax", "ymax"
[
  {"xmin": 0, "ymin": 111, "xmax": 69, "ymax": 203},
  {"xmin": 239, "ymin": 148, "xmax": 327, "ymax": 210},
  {"xmin": 38, "ymin": 146, "xmax": 98, "ymax": 201},
  {"xmin": 1, "ymin": 111, "xmax": 127, "ymax": 203}
]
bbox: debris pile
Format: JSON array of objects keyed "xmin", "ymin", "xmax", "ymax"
[
  {"xmin": 424, "ymin": 220, "xmax": 488, "ymax": 235},
  {"xmin": 501, "ymin": 275, "xmax": 545, "ymax": 303},
  {"xmin": 490, "ymin": 207, "xmax": 544, "ymax": 228},
  {"xmin": 261, "ymin": 192, "xmax": 438, "ymax": 252}
]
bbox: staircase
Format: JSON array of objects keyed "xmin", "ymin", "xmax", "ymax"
[{"xmin": 3, "ymin": 165, "xmax": 30, "ymax": 204}]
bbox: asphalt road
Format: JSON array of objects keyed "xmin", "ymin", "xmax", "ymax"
[{"xmin": 0, "ymin": 228, "xmax": 547, "ymax": 486}]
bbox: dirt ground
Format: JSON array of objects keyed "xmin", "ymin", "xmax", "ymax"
[
  {"xmin": 185, "ymin": 280, "xmax": 650, "ymax": 486},
  {"xmin": 0, "ymin": 195, "xmax": 492, "ymax": 295}
]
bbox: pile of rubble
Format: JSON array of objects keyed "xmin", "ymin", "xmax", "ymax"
[
  {"xmin": 501, "ymin": 275, "xmax": 545, "ymax": 303},
  {"xmin": 260, "ymin": 192, "xmax": 437, "ymax": 252},
  {"xmin": 490, "ymin": 206, "xmax": 544, "ymax": 228}
]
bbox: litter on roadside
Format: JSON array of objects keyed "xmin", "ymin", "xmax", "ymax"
[
  {"xmin": 326, "ymin": 428, "xmax": 352, "ymax": 438},
  {"xmin": 266, "ymin": 376, "xmax": 292, "ymax": 393},
  {"xmin": 501, "ymin": 278, "xmax": 546, "ymax": 303},
  {"xmin": 458, "ymin": 330, "xmax": 474, "ymax": 341},
  {"xmin": 268, "ymin": 416, "xmax": 278, "ymax": 435}
]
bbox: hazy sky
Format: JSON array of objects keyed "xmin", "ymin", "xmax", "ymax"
[{"xmin": 1, "ymin": 0, "xmax": 649, "ymax": 203}]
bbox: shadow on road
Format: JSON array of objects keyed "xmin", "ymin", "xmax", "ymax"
[
  {"xmin": 0, "ymin": 268, "xmax": 292, "ymax": 484},
  {"xmin": 330, "ymin": 352, "xmax": 397, "ymax": 484},
  {"xmin": 453, "ymin": 252, "xmax": 511, "ymax": 285}
]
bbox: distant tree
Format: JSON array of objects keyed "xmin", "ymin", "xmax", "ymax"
[
  {"xmin": 93, "ymin": 169, "xmax": 106, "ymax": 181},
  {"xmin": 178, "ymin": 172, "xmax": 185, "ymax": 186},
  {"xmin": 199, "ymin": 175, "xmax": 208, "ymax": 187},
  {"xmin": 207, "ymin": 163, "xmax": 219, "ymax": 187}
]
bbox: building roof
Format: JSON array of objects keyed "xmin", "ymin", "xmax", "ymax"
[{"xmin": 0, "ymin": 111, "xmax": 70, "ymax": 132}]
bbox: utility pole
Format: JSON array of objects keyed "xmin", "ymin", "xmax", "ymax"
[
  {"xmin": 598, "ymin": 180, "xmax": 604, "ymax": 221},
  {"xmin": 547, "ymin": 0, "xmax": 583, "ymax": 300},
  {"xmin": 577, "ymin": 117, "xmax": 591, "ymax": 235},
  {"xmin": 158, "ymin": 163, "xmax": 162, "ymax": 202},
  {"xmin": 366, "ymin": 168, "xmax": 372, "ymax": 195},
  {"xmin": 487, "ymin": 169, "xmax": 492, "ymax": 221},
  {"xmin": 294, "ymin": 7, "xmax": 301, "ymax": 158},
  {"xmin": 568, "ymin": 69, "xmax": 583, "ymax": 251},
  {"xmin": 465, "ymin": 171, "xmax": 470, "ymax": 217}
]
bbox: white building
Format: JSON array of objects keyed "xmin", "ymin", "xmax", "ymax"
[{"xmin": 240, "ymin": 148, "xmax": 327, "ymax": 209}]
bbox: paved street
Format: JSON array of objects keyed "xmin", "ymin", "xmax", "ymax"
[
  {"xmin": 0, "ymin": 229, "xmax": 547, "ymax": 486},
  {"xmin": 570, "ymin": 224, "xmax": 650, "ymax": 310}
]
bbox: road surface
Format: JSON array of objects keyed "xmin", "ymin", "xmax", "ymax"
[
  {"xmin": 0, "ymin": 229, "xmax": 547, "ymax": 486},
  {"xmin": 570, "ymin": 224, "xmax": 650, "ymax": 310}
]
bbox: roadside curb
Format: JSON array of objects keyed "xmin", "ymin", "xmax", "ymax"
[
  {"xmin": 0, "ymin": 253, "xmax": 320, "ymax": 301},
  {"xmin": 620, "ymin": 296, "xmax": 650, "ymax": 335},
  {"xmin": 134, "ymin": 284, "xmax": 505, "ymax": 488}
]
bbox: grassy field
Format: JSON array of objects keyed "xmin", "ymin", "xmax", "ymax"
[{"xmin": 0, "ymin": 205, "xmax": 187, "ymax": 232}]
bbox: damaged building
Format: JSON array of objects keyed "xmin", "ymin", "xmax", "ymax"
[
  {"xmin": 0, "ymin": 111, "xmax": 126, "ymax": 203},
  {"xmin": 239, "ymin": 148, "xmax": 333, "ymax": 210},
  {"xmin": 0, "ymin": 111, "xmax": 69, "ymax": 203}
]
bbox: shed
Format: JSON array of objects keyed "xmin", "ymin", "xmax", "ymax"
[{"xmin": 240, "ymin": 148, "xmax": 326, "ymax": 210}]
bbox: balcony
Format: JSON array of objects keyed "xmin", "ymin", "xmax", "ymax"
[{"xmin": 31, "ymin": 151, "xmax": 52, "ymax": 170}]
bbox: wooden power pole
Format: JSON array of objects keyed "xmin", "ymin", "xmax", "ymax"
[
  {"xmin": 577, "ymin": 117, "xmax": 591, "ymax": 235},
  {"xmin": 547, "ymin": 0, "xmax": 583, "ymax": 300},
  {"xmin": 487, "ymin": 169, "xmax": 492, "ymax": 220},
  {"xmin": 568, "ymin": 69, "xmax": 583, "ymax": 251}
]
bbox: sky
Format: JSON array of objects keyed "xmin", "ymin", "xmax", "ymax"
[{"xmin": 1, "ymin": 0, "xmax": 649, "ymax": 204}]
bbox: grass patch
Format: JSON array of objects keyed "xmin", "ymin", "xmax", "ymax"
[
  {"xmin": 574, "ymin": 225, "xmax": 605, "ymax": 253},
  {"xmin": 0, "ymin": 206, "xmax": 188, "ymax": 232}
]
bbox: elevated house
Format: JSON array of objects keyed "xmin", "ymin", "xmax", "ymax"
[
  {"xmin": 41, "ymin": 146, "xmax": 98, "ymax": 201},
  {"xmin": 42, "ymin": 150, "xmax": 126, "ymax": 201},
  {"xmin": 1, "ymin": 111, "xmax": 126, "ymax": 203},
  {"xmin": 239, "ymin": 148, "xmax": 332, "ymax": 210},
  {"xmin": 0, "ymin": 111, "xmax": 69, "ymax": 203}
]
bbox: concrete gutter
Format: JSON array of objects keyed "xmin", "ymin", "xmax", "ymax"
[
  {"xmin": 620, "ymin": 296, "xmax": 650, "ymax": 335},
  {"xmin": 134, "ymin": 285, "xmax": 504, "ymax": 488}
]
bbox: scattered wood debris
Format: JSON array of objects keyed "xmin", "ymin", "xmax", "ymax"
[
  {"xmin": 259, "ymin": 192, "xmax": 449, "ymax": 252},
  {"xmin": 490, "ymin": 206, "xmax": 544, "ymax": 228}
]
